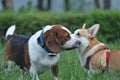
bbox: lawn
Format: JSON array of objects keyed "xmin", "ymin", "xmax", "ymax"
[{"xmin": 0, "ymin": 40, "xmax": 120, "ymax": 80}]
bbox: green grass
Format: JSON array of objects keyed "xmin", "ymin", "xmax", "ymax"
[{"xmin": 1, "ymin": 40, "xmax": 120, "ymax": 80}]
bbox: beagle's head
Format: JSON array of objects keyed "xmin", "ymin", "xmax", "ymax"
[{"xmin": 42, "ymin": 25, "xmax": 80, "ymax": 53}]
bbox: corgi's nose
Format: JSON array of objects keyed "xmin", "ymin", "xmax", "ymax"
[{"xmin": 75, "ymin": 41, "xmax": 81, "ymax": 46}]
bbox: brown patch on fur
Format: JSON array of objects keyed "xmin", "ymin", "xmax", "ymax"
[
  {"xmin": 81, "ymin": 29, "xmax": 90, "ymax": 38},
  {"xmin": 43, "ymin": 25, "xmax": 71, "ymax": 53},
  {"xmin": 75, "ymin": 29, "xmax": 90, "ymax": 38},
  {"xmin": 84, "ymin": 42, "xmax": 108, "ymax": 69},
  {"xmin": 88, "ymin": 44, "xmax": 120, "ymax": 71},
  {"xmin": 84, "ymin": 40, "xmax": 108, "ymax": 70},
  {"xmin": 4, "ymin": 38, "xmax": 13, "ymax": 68},
  {"xmin": 90, "ymin": 50, "xmax": 106, "ymax": 70},
  {"xmin": 24, "ymin": 43, "xmax": 31, "ymax": 69}
]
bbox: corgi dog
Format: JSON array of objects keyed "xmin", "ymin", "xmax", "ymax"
[{"xmin": 73, "ymin": 24, "xmax": 120, "ymax": 75}]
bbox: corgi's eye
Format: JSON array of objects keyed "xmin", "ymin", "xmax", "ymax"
[{"xmin": 76, "ymin": 33, "xmax": 81, "ymax": 36}]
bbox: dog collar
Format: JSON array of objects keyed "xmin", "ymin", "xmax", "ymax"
[
  {"xmin": 84, "ymin": 56, "xmax": 91, "ymax": 70},
  {"xmin": 102, "ymin": 50, "xmax": 111, "ymax": 73},
  {"xmin": 39, "ymin": 31, "xmax": 57, "ymax": 56},
  {"xmin": 105, "ymin": 50, "xmax": 111, "ymax": 70}
]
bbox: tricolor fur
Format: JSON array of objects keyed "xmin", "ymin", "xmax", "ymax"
[
  {"xmin": 5, "ymin": 25, "xmax": 80, "ymax": 80},
  {"xmin": 73, "ymin": 24, "xmax": 120, "ymax": 75}
]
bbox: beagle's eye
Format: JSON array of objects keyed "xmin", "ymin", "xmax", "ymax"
[
  {"xmin": 66, "ymin": 34, "xmax": 70, "ymax": 38},
  {"xmin": 66, "ymin": 35, "xmax": 70, "ymax": 38},
  {"xmin": 65, "ymin": 33, "xmax": 69, "ymax": 38},
  {"xmin": 65, "ymin": 33, "xmax": 70, "ymax": 40},
  {"xmin": 76, "ymin": 32, "xmax": 81, "ymax": 36}
]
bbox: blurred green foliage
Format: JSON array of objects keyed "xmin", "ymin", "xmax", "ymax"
[{"xmin": 0, "ymin": 10, "xmax": 120, "ymax": 42}]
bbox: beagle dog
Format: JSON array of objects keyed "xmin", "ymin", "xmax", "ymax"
[{"xmin": 5, "ymin": 25, "xmax": 80, "ymax": 80}]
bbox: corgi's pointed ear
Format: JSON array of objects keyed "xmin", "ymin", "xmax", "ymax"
[
  {"xmin": 89, "ymin": 24, "xmax": 100, "ymax": 37},
  {"xmin": 82, "ymin": 23, "xmax": 86, "ymax": 29}
]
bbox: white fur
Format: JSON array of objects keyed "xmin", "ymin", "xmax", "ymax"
[
  {"xmin": 29, "ymin": 30, "xmax": 60, "ymax": 75},
  {"xmin": 43, "ymin": 25, "xmax": 53, "ymax": 33},
  {"xmin": 73, "ymin": 29, "xmax": 90, "ymax": 66},
  {"xmin": 5, "ymin": 25, "xmax": 16, "ymax": 38},
  {"xmin": 7, "ymin": 60, "xmax": 15, "ymax": 71},
  {"xmin": 54, "ymin": 77, "xmax": 58, "ymax": 80},
  {"xmin": 77, "ymin": 37, "xmax": 90, "ymax": 55},
  {"xmin": 28, "ymin": 25, "xmax": 78, "ymax": 80},
  {"xmin": 61, "ymin": 26, "xmax": 71, "ymax": 34}
]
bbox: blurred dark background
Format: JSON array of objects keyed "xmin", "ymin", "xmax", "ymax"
[
  {"xmin": 0, "ymin": 0, "xmax": 118, "ymax": 12},
  {"xmin": 0, "ymin": 0, "xmax": 120, "ymax": 43}
]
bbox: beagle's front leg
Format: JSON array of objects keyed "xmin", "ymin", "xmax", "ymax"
[
  {"xmin": 30, "ymin": 66, "xmax": 39, "ymax": 80},
  {"xmin": 51, "ymin": 64, "xmax": 59, "ymax": 80}
]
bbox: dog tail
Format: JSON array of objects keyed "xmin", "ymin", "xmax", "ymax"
[{"xmin": 5, "ymin": 25, "xmax": 16, "ymax": 39}]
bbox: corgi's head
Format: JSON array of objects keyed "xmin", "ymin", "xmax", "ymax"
[{"xmin": 73, "ymin": 24, "xmax": 100, "ymax": 54}]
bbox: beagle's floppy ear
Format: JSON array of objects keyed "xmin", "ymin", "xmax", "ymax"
[
  {"xmin": 44, "ymin": 31, "xmax": 61, "ymax": 53},
  {"xmin": 88, "ymin": 24, "xmax": 100, "ymax": 38}
]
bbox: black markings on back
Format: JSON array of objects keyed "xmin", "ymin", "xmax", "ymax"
[{"xmin": 10, "ymin": 34, "xmax": 29, "ymax": 69}]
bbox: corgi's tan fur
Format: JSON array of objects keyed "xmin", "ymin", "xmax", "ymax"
[{"xmin": 73, "ymin": 24, "xmax": 120, "ymax": 74}]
